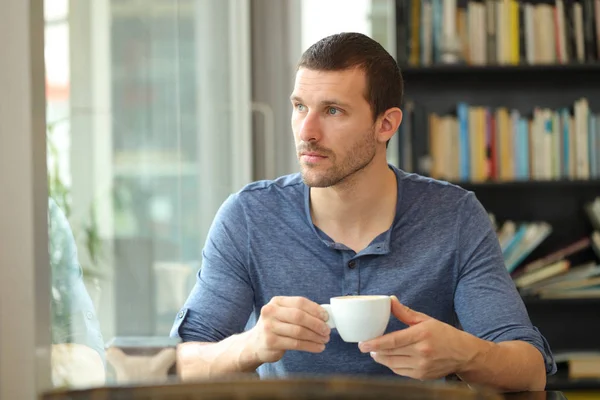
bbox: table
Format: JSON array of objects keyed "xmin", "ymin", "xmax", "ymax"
[{"xmin": 40, "ymin": 377, "xmax": 567, "ymax": 400}]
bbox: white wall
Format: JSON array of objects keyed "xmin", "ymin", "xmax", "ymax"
[{"xmin": 301, "ymin": 0, "xmax": 372, "ymax": 51}]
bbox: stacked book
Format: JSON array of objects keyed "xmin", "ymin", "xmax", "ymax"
[{"xmin": 493, "ymin": 197, "xmax": 600, "ymax": 299}]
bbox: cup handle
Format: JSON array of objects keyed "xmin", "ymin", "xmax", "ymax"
[{"xmin": 320, "ymin": 304, "xmax": 336, "ymax": 329}]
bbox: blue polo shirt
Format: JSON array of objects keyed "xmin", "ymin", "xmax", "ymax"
[{"xmin": 171, "ymin": 165, "xmax": 556, "ymax": 378}]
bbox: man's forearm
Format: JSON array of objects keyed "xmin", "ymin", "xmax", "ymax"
[
  {"xmin": 457, "ymin": 337, "xmax": 547, "ymax": 392},
  {"xmin": 176, "ymin": 331, "xmax": 262, "ymax": 381}
]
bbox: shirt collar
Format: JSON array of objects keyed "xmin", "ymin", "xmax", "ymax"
[{"xmin": 303, "ymin": 164, "xmax": 404, "ymax": 255}]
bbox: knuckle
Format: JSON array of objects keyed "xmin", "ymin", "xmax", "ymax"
[
  {"xmin": 284, "ymin": 296, "xmax": 299, "ymax": 307},
  {"xmin": 292, "ymin": 296, "xmax": 305, "ymax": 306},
  {"xmin": 291, "ymin": 339, "xmax": 301, "ymax": 350},
  {"xmin": 417, "ymin": 343, "xmax": 432, "ymax": 357},
  {"xmin": 261, "ymin": 304, "xmax": 274, "ymax": 317},
  {"xmin": 290, "ymin": 308, "xmax": 304, "ymax": 323},
  {"xmin": 416, "ymin": 326, "xmax": 430, "ymax": 342},
  {"xmin": 262, "ymin": 319, "xmax": 273, "ymax": 332}
]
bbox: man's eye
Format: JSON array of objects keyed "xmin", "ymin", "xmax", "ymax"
[
  {"xmin": 296, "ymin": 104, "xmax": 306, "ymax": 111},
  {"xmin": 327, "ymin": 107, "xmax": 339, "ymax": 115}
]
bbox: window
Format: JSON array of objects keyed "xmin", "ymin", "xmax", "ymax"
[{"xmin": 45, "ymin": 0, "xmax": 251, "ymax": 388}]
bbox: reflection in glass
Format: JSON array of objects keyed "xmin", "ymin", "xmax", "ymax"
[
  {"xmin": 45, "ymin": 0, "xmax": 251, "ymax": 388},
  {"xmin": 49, "ymin": 198, "xmax": 105, "ymax": 387}
]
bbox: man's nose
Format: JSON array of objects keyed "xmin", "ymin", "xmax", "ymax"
[{"xmin": 298, "ymin": 111, "xmax": 322, "ymax": 142}]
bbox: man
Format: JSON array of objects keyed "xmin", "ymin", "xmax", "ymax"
[{"xmin": 171, "ymin": 32, "xmax": 555, "ymax": 391}]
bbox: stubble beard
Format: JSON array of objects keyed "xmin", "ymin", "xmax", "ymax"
[{"xmin": 299, "ymin": 128, "xmax": 378, "ymax": 188}]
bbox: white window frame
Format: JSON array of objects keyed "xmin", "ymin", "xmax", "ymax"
[{"xmin": 0, "ymin": 0, "xmax": 52, "ymax": 398}]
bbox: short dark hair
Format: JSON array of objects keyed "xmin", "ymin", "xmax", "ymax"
[{"xmin": 297, "ymin": 32, "xmax": 403, "ymax": 123}]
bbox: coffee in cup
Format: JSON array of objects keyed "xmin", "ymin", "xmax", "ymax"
[{"xmin": 320, "ymin": 295, "xmax": 391, "ymax": 343}]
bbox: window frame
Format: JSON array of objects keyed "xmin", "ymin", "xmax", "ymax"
[{"xmin": 0, "ymin": 0, "xmax": 53, "ymax": 398}]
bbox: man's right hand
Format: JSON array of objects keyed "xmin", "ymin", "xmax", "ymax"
[{"xmin": 246, "ymin": 296, "xmax": 331, "ymax": 364}]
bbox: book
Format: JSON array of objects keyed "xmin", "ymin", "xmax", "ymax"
[
  {"xmin": 553, "ymin": 351, "xmax": 600, "ymax": 379},
  {"xmin": 515, "ymin": 236, "xmax": 591, "ymax": 276},
  {"xmin": 504, "ymin": 222, "xmax": 552, "ymax": 273},
  {"xmin": 400, "ymin": 0, "xmax": 600, "ymax": 67},
  {"xmin": 514, "ymin": 259, "xmax": 570, "ymax": 288},
  {"xmin": 519, "ymin": 261, "xmax": 599, "ymax": 295},
  {"xmin": 408, "ymin": 98, "xmax": 599, "ymax": 184}
]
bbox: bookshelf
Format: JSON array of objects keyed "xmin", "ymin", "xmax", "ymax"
[
  {"xmin": 400, "ymin": 63, "xmax": 600, "ymax": 113},
  {"xmin": 396, "ymin": 0, "xmax": 600, "ymax": 389},
  {"xmin": 460, "ymin": 179, "xmax": 599, "ymax": 265}
]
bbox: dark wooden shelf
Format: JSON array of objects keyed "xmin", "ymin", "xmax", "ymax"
[
  {"xmin": 401, "ymin": 63, "xmax": 600, "ymax": 77},
  {"xmin": 522, "ymin": 296, "xmax": 600, "ymax": 307},
  {"xmin": 455, "ymin": 179, "xmax": 600, "ymax": 190},
  {"xmin": 400, "ymin": 63, "xmax": 600, "ymax": 113},
  {"xmin": 519, "ymin": 296, "xmax": 600, "ymax": 353}
]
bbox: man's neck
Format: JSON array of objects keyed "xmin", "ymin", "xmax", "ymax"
[{"xmin": 309, "ymin": 159, "xmax": 398, "ymax": 252}]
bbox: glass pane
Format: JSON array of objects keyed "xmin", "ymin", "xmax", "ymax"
[{"xmin": 45, "ymin": 0, "xmax": 251, "ymax": 388}]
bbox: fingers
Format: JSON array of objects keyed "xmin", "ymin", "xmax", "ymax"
[
  {"xmin": 268, "ymin": 320, "xmax": 330, "ymax": 345},
  {"xmin": 264, "ymin": 335, "xmax": 327, "ymax": 354},
  {"xmin": 266, "ymin": 297, "xmax": 330, "ymax": 337},
  {"xmin": 257, "ymin": 297, "xmax": 331, "ymax": 356},
  {"xmin": 273, "ymin": 296, "xmax": 329, "ymax": 322},
  {"xmin": 369, "ymin": 352, "xmax": 413, "ymax": 370},
  {"xmin": 368, "ymin": 346, "xmax": 414, "ymax": 357},
  {"xmin": 359, "ymin": 327, "xmax": 420, "ymax": 352},
  {"xmin": 369, "ymin": 352, "xmax": 424, "ymax": 380},
  {"xmin": 391, "ymin": 367, "xmax": 419, "ymax": 379},
  {"xmin": 390, "ymin": 296, "xmax": 429, "ymax": 326},
  {"xmin": 370, "ymin": 352, "xmax": 435, "ymax": 381}
]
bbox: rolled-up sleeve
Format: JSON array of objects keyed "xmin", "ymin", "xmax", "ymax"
[
  {"xmin": 170, "ymin": 193, "xmax": 255, "ymax": 343},
  {"xmin": 453, "ymin": 192, "xmax": 557, "ymax": 375}
]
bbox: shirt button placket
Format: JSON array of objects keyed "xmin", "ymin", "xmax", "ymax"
[{"xmin": 345, "ymin": 259, "xmax": 359, "ymax": 296}]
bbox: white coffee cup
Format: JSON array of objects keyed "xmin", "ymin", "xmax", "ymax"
[{"xmin": 320, "ymin": 295, "xmax": 391, "ymax": 343}]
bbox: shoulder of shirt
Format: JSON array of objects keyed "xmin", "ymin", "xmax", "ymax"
[
  {"xmin": 396, "ymin": 168, "xmax": 471, "ymax": 199},
  {"xmin": 235, "ymin": 173, "xmax": 304, "ymax": 195}
]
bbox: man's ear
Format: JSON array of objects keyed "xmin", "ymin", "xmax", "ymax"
[{"xmin": 377, "ymin": 108, "xmax": 403, "ymax": 144}]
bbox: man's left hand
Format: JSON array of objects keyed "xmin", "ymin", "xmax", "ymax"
[{"xmin": 358, "ymin": 296, "xmax": 487, "ymax": 380}]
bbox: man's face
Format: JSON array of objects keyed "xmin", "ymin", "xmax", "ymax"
[{"xmin": 290, "ymin": 67, "xmax": 379, "ymax": 188}]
